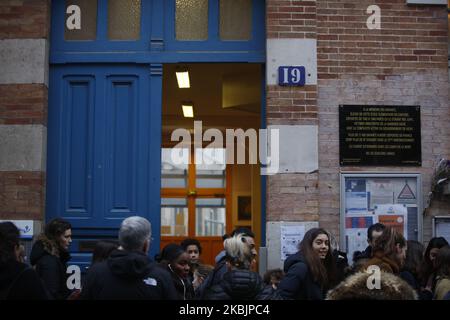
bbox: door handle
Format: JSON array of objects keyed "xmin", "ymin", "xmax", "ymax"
[{"xmin": 187, "ymin": 190, "xmax": 197, "ymax": 196}]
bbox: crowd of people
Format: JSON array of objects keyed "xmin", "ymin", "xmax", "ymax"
[{"xmin": 1, "ymin": 217, "xmax": 450, "ymax": 300}]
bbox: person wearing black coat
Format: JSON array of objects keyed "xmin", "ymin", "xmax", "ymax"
[
  {"xmin": 204, "ymin": 269, "xmax": 264, "ymax": 300},
  {"xmin": 157, "ymin": 243, "xmax": 195, "ymax": 300},
  {"xmin": 0, "ymin": 222, "xmax": 48, "ymax": 300},
  {"xmin": 203, "ymin": 233, "xmax": 267, "ymax": 300},
  {"xmin": 196, "ymin": 227, "xmax": 257, "ymax": 299},
  {"xmin": 80, "ymin": 249, "xmax": 178, "ymax": 300},
  {"xmin": 278, "ymin": 251, "xmax": 323, "ymax": 300},
  {"xmin": 353, "ymin": 223, "xmax": 385, "ymax": 262},
  {"xmin": 80, "ymin": 216, "xmax": 178, "ymax": 300},
  {"xmin": 278, "ymin": 228, "xmax": 337, "ymax": 300},
  {"xmin": 30, "ymin": 218, "xmax": 73, "ymax": 300}
]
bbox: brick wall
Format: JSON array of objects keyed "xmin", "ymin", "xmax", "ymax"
[
  {"xmin": 0, "ymin": 84, "xmax": 48, "ymax": 125},
  {"xmin": 0, "ymin": 172, "xmax": 45, "ymax": 220},
  {"xmin": 266, "ymin": 85, "xmax": 318, "ymax": 125},
  {"xmin": 266, "ymin": 1, "xmax": 320, "ymax": 224},
  {"xmin": 317, "ymin": 0, "xmax": 448, "ymax": 79},
  {"xmin": 267, "ymin": 0, "xmax": 317, "ymax": 38},
  {"xmin": 0, "ymin": 0, "xmax": 50, "ymax": 39},
  {"xmin": 0, "ymin": 0, "xmax": 50, "ymax": 222},
  {"xmin": 316, "ymin": 1, "xmax": 450, "ymax": 240}
]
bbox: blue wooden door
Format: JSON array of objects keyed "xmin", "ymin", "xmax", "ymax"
[
  {"xmin": 48, "ymin": 0, "xmax": 266, "ymax": 269},
  {"xmin": 47, "ymin": 64, "xmax": 162, "ymax": 268}
]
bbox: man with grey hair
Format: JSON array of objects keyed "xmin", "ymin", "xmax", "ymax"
[{"xmin": 80, "ymin": 216, "xmax": 178, "ymax": 300}]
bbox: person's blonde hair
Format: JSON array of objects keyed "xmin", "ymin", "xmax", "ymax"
[{"xmin": 224, "ymin": 233, "xmax": 254, "ymax": 270}]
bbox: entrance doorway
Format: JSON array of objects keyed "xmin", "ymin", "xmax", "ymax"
[{"xmin": 161, "ymin": 63, "xmax": 262, "ymax": 265}]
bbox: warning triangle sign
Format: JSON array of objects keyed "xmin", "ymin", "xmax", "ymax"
[{"xmin": 398, "ymin": 183, "xmax": 416, "ymax": 200}]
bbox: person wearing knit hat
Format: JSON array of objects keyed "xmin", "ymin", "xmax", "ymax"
[{"xmin": 158, "ymin": 243, "xmax": 195, "ymax": 300}]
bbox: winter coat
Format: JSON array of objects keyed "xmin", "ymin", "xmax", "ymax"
[
  {"xmin": 399, "ymin": 270, "xmax": 432, "ymax": 300},
  {"xmin": 434, "ymin": 276, "xmax": 450, "ymax": 300},
  {"xmin": 164, "ymin": 265, "xmax": 195, "ymax": 300},
  {"xmin": 364, "ymin": 251, "xmax": 400, "ymax": 274},
  {"xmin": 0, "ymin": 260, "xmax": 48, "ymax": 300},
  {"xmin": 80, "ymin": 249, "xmax": 179, "ymax": 300},
  {"xmin": 278, "ymin": 252, "xmax": 324, "ymax": 300},
  {"xmin": 195, "ymin": 254, "xmax": 227, "ymax": 299},
  {"xmin": 30, "ymin": 236, "xmax": 72, "ymax": 300},
  {"xmin": 326, "ymin": 271, "xmax": 418, "ymax": 300},
  {"xmin": 203, "ymin": 269, "xmax": 263, "ymax": 300}
]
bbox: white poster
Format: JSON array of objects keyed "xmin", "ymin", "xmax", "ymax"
[
  {"xmin": 368, "ymin": 179, "xmax": 394, "ymax": 209},
  {"xmin": 281, "ymin": 225, "xmax": 305, "ymax": 260},
  {"xmin": 0, "ymin": 220, "xmax": 34, "ymax": 239},
  {"xmin": 346, "ymin": 228, "xmax": 368, "ymax": 264},
  {"xmin": 345, "ymin": 192, "xmax": 368, "ymax": 215}
]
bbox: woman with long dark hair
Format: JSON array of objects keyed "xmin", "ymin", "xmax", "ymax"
[
  {"xmin": 421, "ymin": 237, "xmax": 449, "ymax": 292},
  {"xmin": 30, "ymin": 218, "xmax": 73, "ymax": 299},
  {"xmin": 399, "ymin": 240, "xmax": 431, "ymax": 299},
  {"xmin": 434, "ymin": 245, "xmax": 450, "ymax": 300},
  {"xmin": 278, "ymin": 228, "xmax": 337, "ymax": 300}
]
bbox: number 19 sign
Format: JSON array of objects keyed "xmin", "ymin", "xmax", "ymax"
[{"xmin": 278, "ymin": 66, "xmax": 306, "ymax": 86}]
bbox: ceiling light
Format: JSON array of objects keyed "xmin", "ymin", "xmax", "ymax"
[
  {"xmin": 182, "ymin": 103, "xmax": 194, "ymax": 118},
  {"xmin": 176, "ymin": 69, "xmax": 190, "ymax": 88}
]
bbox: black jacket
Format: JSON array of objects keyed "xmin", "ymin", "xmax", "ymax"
[
  {"xmin": 399, "ymin": 270, "xmax": 432, "ymax": 300},
  {"xmin": 166, "ymin": 266, "xmax": 195, "ymax": 300},
  {"xmin": 195, "ymin": 254, "xmax": 227, "ymax": 299},
  {"xmin": 80, "ymin": 249, "xmax": 179, "ymax": 300},
  {"xmin": 278, "ymin": 252, "xmax": 324, "ymax": 300},
  {"xmin": 354, "ymin": 246, "xmax": 372, "ymax": 261},
  {"xmin": 203, "ymin": 269, "xmax": 264, "ymax": 300},
  {"xmin": 30, "ymin": 238, "xmax": 71, "ymax": 300},
  {"xmin": 0, "ymin": 260, "xmax": 48, "ymax": 300}
]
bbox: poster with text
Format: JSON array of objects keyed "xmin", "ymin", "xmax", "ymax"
[
  {"xmin": 281, "ymin": 225, "xmax": 306, "ymax": 260},
  {"xmin": 345, "ymin": 192, "xmax": 369, "ymax": 215}
]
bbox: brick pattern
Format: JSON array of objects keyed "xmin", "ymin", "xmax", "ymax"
[
  {"xmin": 317, "ymin": 71, "xmax": 450, "ymax": 239},
  {"xmin": 267, "ymin": 0, "xmax": 318, "ymax": 39},
  {"xmin": 267, "ymin": 173, "xmax": 319, "ymax": 221},
  {"xmin": 0, "ymin": 84, "xmax": 48, "ymax": 125},
  {"xmin": 0, "ymin": 0, "xmax": 50, "ymax": 39},
  {"xmin": 266, "ymin": 2, "xmax": 320, "ymax": 223},
  {"xmin": 317, "ymin": 0, "xmax": 449, "ymax": 79},
  {"xmin": 0, "ymin": 1, "xmax": 50, "ymax": 222},
  {"xmin": 0, "ymin": 171, "xmax": 45, "ymax": 220},
  {"xmin": 267, "ymin": 85, "xmax": 318, "ymax": 125}
]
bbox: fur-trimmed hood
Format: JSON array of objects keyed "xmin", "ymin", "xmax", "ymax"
[
  {"xmin": 30, "ymin": 234, "xmax": 70, "ymax": 266},
  {"xmin": 326, "ymin": 271, "xmax": 418, "ymax": 300},
  {"xmin": 364, "ymin": 251, "xmax": 400, "ymax": 274}
]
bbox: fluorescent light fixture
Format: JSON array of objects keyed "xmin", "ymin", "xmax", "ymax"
[
  {"xmin": 176, "ymin": 69, "xmax": 190, "ymax": 88},
  {"xmin": 182, "ymin": 103, "xmax": 194, "ymax": 118}
]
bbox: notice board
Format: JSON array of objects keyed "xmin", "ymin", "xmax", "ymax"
[
  {"xmin": 433, "ymin": 216, "xmax": 450, "ymax": 244},
  {"xmin": 340, "ymin": 174, "xmax": 422, "ymax": 264},
  {"xmin": 339, "ymin": 105, "xmax": 421, "ymax": 166}
]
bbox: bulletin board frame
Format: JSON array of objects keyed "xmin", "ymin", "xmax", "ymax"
[
  {"xmin": 432, "ymin": 216, "xmax": 450, "ymax": 243},
  {"xmin": 340, "ymin": 173, "xmax": 423, "ymax": 262}
]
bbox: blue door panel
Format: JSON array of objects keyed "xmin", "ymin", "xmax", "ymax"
[
  {"xmin": 63, "ymin": 77, "xmax": 95, "ymax": 217},
  {"xmin": 48, "ymin": 64, "xmax": 162, "ymax": 263},
  {"xmin": 104, "ymin": 76, "xmax": 139, "ymax": 217}
]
